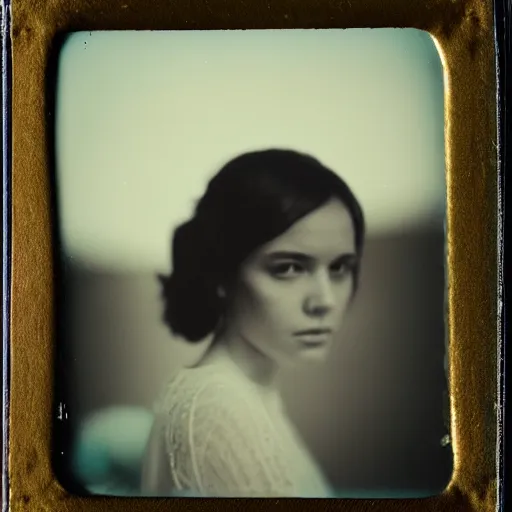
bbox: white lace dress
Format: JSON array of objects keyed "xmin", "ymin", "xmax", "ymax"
[{"xmin": 140, "ymin": 359, "xmax": 331, "ymax": 497}]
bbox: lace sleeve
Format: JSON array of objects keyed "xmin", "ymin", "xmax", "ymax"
[{"xmin": 184, "ymin": 383, "xmax": 298, "ymax": 497}]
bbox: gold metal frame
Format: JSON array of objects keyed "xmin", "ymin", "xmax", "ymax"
[{"xmin": 7, "ymin": 0, "xmax": 498, "ymax": 510}]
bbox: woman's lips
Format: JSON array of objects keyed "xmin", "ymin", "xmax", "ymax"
[
  {"xmin": 294, "ymin": 328, "xmax": 332, "ymax": 346},
  {"xmin": 294, "ymin": 328, "xmax": 332, "ymax": 335}
]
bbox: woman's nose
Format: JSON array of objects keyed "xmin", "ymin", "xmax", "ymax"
[{"xmin": 303, "ymin": 273, "xmax": 335, "ymax": 317}]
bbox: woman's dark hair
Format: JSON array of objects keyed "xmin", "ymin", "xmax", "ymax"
[{"xmin": 159, "ymin": 148, "xmax": 365, "ymax": 342}]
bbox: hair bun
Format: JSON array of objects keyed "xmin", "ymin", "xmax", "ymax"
[{"xmin": 159, "ymin": 219, "xmax": 223, "ymax": 342}]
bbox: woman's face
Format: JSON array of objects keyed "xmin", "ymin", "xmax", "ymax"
[{"xmin": 224, "ymin": 198, "xmax": 358, "ymax": 367}]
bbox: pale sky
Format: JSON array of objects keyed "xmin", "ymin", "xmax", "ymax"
[{"xmin": 55, "ymin": 29, "xmax": 445, "ymax": 272}]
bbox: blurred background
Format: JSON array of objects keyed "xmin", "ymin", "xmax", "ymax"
[{"xmin": 54, "ymin": 29, "xmax": 452, "ymax": 497}]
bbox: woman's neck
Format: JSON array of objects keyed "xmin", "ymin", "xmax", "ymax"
[{"xmin": 204, "ymin": 328, "xmax": 281, "ymax": 396}]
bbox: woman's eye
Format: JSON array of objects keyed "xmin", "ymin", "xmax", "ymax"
[
  {"xmin": 269, "ymin": 262, "xmax": 304, "ymax": 279},
  {"xmin": 330, "ymin": 261, "xmax": 349, "ymax": 277}
]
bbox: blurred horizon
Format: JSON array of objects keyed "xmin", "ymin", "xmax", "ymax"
[{"xmin": 55, "ymin": 28, "xmax": 445, "ymax": 273}]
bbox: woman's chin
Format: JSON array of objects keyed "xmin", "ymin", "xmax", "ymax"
[
  {"xmin": 300, "ymin": 349, "xmax": 330, "ymax": 364},
  {"xmin": 284, "ymin": 346, "xmax": 330, "ymax": 367}
]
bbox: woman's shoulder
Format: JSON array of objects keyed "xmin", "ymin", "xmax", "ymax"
[{"xmin": 152, "ymin": 361, "xmax": 254, "ymax": 420}]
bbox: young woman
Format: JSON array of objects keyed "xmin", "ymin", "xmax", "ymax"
[{"xmin": 141, "ymin": 149, "xmax": 365, "ymax": 497}]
